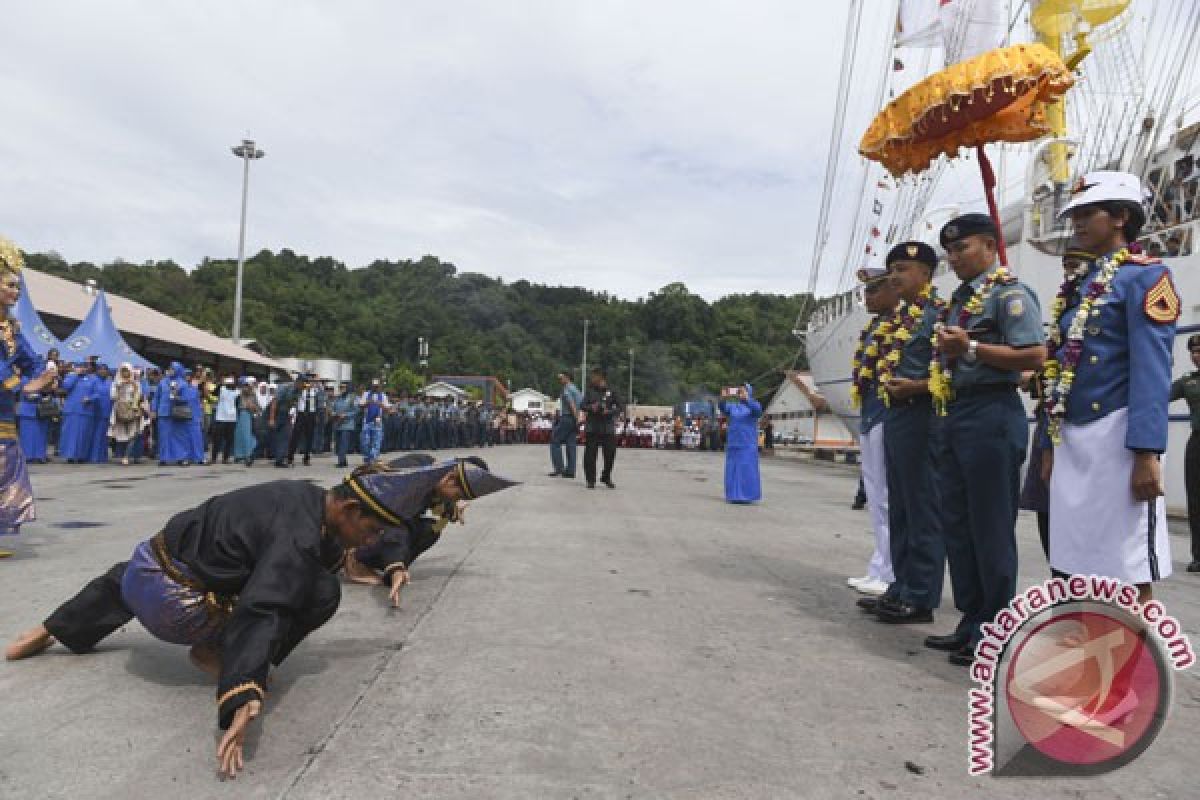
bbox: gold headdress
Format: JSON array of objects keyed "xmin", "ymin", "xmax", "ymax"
[{"xmin": 0, "ymin": 237, "xmax": 25, "ymax": 277}]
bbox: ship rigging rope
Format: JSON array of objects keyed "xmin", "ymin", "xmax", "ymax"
[{"xmin": 806, "ymin": 0, "xmax": 865, "ymax": 299}]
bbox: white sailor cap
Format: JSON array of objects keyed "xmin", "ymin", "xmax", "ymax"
[
  {"xmin": 1057, "ymin": 170, "xmax": 1147, "ymax": 219},
  {"xmin": 856, "ymin": 266, "xmax": 887, "ymax": 285}
]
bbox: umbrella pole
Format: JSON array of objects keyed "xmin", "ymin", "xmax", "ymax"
[{"xmin": 975, "ymin": 145, "xmax": 1008, "ymax": 266}]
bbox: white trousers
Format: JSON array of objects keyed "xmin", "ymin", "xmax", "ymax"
[
  {"xmin": 860, "ymin": 422, "xmax": 894, "ymax": 582},
  {"xmin": 1050, "ymin": 407, "xmax": 1172, "ymax": 583}
]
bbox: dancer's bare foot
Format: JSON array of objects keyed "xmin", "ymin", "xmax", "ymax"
[
  {"xmin": 189, "ymin": 643, "xmax": 221, "ymax": 678},
  {"xmin": 6, "ymin": 625, "xmax": 55, "ymax": 660},
  {"xmin": 343, "ymin": 550, "xmax": 383, "ymax": 585}
]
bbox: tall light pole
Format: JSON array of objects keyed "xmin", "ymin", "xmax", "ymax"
[
  {"xmin": 628, "ymin": 347, "xmax": 634, "ymax": 405},
  {"xmin": 581, "ymin": 319, "xmax": 590, "ymax": 384},
  {"xmin": 230, "ymin": 138, "xmax": 265, "ymax": 343}
]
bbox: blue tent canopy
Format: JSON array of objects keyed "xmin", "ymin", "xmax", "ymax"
[
  {"xmin": 13, "ymin": 272, "xmax": 64, "ymax": 357},
  {"xmin": 61, "ymin": 290, "xmax": 156, "ymax": 370}
]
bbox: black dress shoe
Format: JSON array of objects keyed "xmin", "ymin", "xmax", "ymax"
[
  {"xmin": 851, "ymin": 500, "xmax": 866, "ymax": 510},
  {"xmin": 602, "ymin": 479, "xmax": 616, "ymax": 489},
  {"xmin": 876, "ymin": 603, "xmax": 934, "ymax": 624},
  {"xmin": 856, "ymin": 596, "xmax": 879, "ymax": 612},
  {"xmin": 947, "ymin": 645, "xmax": 976, "ymax": 667},
  {"xmin": 547, "ymin": 471, "xmax": 562, "ymax": 477},
  {"xmin": 1188, "ymin": 561, "xmax": 1200, "ymax": 573},
  {"xmin": 924, "ymin": 632, "xmax": 969, "ymax": 652}
]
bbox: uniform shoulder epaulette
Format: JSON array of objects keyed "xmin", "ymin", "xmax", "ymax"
[
  {"xmin": 997, "ymin": 270, "xmax": 1018, "ymax": 285},
  {"xmin": 1127, "ymin": 253, "xmax": 1161, "ymax": 266}
]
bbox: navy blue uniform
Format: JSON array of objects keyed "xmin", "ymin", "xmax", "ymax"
[{"xmin": 938, "ymin": 265, "xmax": 1042, "ymax": 645}]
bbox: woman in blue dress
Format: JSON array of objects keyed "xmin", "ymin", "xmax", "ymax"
[
  {"xmin": 156, "ymin": 362, "xmax": 195, "ymax": 466},
  {"xmin": 17, "ymin": 378, "xmax": 54, "ymax": 463},
  {"xmin": 58, "ymin": 363, "xmax": 96, "ymax": 463},
  {"xmin": 232, "ymin": 380, "xmax": 259, "ymax": 465},
  {"xmin": 185, "ymin": 371, "xmax": 206, "ymax": 464},
  {"xmin": 0, "ymin": 238, "xmax": 54, "ymax": 555},
  {"xmin": 87, "ymin": 363, "xmax": 113, "ymax": 463},
  {"xmin": 718, "ymin": 384, "xmax": 763, "ymax": 504}
]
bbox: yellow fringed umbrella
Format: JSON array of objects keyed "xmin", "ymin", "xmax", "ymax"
[{"xmin": 859, "ymin": 43, "xmax": 1074, "ymax": 264}]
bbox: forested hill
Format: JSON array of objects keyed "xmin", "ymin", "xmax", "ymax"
[{"xmin": 27, "ymin": 249, "xmax": 812, "ymax": 404}]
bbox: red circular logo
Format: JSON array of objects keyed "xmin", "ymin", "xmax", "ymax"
[{"xmin": 1005, "ymin": 609, "xmax": 1169, "ymax": 769}]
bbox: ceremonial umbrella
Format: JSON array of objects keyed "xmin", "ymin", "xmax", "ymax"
[{"xmin": 859, "ymin": 43, "xmax": 1074, "ymax": 264}]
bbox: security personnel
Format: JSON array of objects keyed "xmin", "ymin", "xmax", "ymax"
[
  {"xmin": 872, "ymin": 243, "xmax": 946, "ymax": 623},
  {"xmin": 846, "ymin": 267, "xmax": 898, "ymax": 598},
  {"xmin": 1170, "ymin": 334, "xmax": 1200, "ymax": 573},
  {"xmin": 1044, "ymin": 171, "xmax": 1178, "ymax": 600},
  {"xmin": 926, "ymin": 213, "xmax": 1045, "ymax": 666}
]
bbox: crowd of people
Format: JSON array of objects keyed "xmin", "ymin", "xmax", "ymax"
[
  {"xmin": 847, "ymin": 172, "xmax": 1193, "ymax": 671},
  {"xmin": 16, "ymin": 360, "xmax": 588, "ymax": 470}
]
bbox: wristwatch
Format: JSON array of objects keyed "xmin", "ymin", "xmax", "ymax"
[{"xmin": 964, "ymin": 340, "xmax": 979, "ymax": 364}]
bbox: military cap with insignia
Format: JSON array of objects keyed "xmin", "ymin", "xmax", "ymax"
[
  {"xmin": 885, "ymin": 241, "xmax": 938, "ymax": 270},
  {"xmin": 856, "ymin": 266, "xmax": 887, "ymax": 285},
  {"xmin": 939, "ymin": 213, "xmax": 998, "ymax": 247}
]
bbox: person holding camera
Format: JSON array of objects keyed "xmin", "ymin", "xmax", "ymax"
[
  {"xmin": 582, "ymin": 368, "xmax": 622, "ymax": 489},
  {"xmin": 718, "ymin": 384, "xmax": 762, "ymax": 503},
  {"xmin": 18, "ymin": 362, "xmax": 58, "ymax": 464}
]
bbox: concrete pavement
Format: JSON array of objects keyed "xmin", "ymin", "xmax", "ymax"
[{"xmin": 1, "ymin": 447, "xmax": 1198, "ymax": 799}]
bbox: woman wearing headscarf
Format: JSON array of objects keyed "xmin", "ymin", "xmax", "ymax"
[
  {"xmin": 0, "ymin": 237, "xmax": 54, "ymax": 555},
  {"xmin": 233, "ymin": 379, "xmax": 259, "ymax": 465},
  {"xmin": 59, "ymin": 362, "xmax": 96, "ymax": 463},
  {"xmin": 109, "ymin": 363, "xmax": 143, "ymax": 466},
  {"xmin": 186, "ymin": 370, "xmax": 206, "ymax": 464},
  {"xmin": 156, "ymin": 363, "xmax": 195, "ymax": 466},
  {"xmin": 718, "ymin": 383, "xmax": 762, "ymax": 504},
  {"xmin": 18, "ymin": 362, "xmax": 57, "ymax": 464},
  {"xmin": 88, "ymin": 363, "xmax": 113, "ymax": 464}
]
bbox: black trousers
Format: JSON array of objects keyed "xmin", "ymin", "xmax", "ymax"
[
  {"xmin": 211, "ymin": 420, "xmax": 235, "ymax": 462},
  {"xmin": 1187, "ymin": 432, "xmax": 1200, "ymax": 562},
  {"xmin": 584, "ymin": 432, "xmax": 617, "ymax": 484},
  {"xmin": 289, "ymin": 412, "xmax": 317, "ymax": 461}
]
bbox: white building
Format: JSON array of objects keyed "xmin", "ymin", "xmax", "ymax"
[
  {"xmin": 510, "ymin": 387, "xmax": 554, "ymax": 413},
  {"xmin": 763, "ymin": 371, "xmax": 854, "ymax": 447},
  {"xmin": 276, "ymin": 356, "xmax": 353, "ymax": 384}
]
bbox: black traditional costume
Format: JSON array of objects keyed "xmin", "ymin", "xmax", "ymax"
[{"xmin": 43, "ymin": 481, "xmax": 345, "ymax": 728}]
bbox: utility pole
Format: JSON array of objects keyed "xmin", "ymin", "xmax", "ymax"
[
  {"xmin": 230, "ymin": 138, "xmax": 265, "ymax": 343},
  {"xmin": 628, "ymin": 347, "xmax": 634, "ymax": 405},
  {"xmin": 581, "ymin": 319, "xmax": 590, "ymax": 384}
]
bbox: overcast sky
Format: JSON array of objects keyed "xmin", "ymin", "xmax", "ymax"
[{"xmin": 2, "ymin": 2, "xmax": 909, "ymax": 301}]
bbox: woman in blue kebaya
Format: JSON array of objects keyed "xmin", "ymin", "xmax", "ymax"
[
  {"xmin": 718, "ymin": 384, "xmax": 763, "ymax": 504},
  {"xmin": 0, "ymin": 237, "xmax": 54, "ymax": 556},
  {"xmin": 156, "ymin": 362, "xmax": 195, "ymax": 466}
]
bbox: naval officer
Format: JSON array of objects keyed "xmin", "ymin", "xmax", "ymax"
[
  {"xmin": 1042, "ymin": 171, "xmax": 1179, "ymax": 600},
  {"xmin": 925, "ymin": 214, "xmax": 1045, "ymax": 666},
  {"xmin": 1170, "ymin": 334, "xmax": 1200, "ymax": 574},
  {"xmin": 846, "ymin": 267, "xmax": 898, "ymax": 597},
  {"xmin": 872, "ymin": 243, "xmax": 946, "ymax": 623}
]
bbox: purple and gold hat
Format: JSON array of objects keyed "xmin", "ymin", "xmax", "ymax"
[{"xmin": 344, "ymin": 458, "xmax": 520, "ymax": 525}]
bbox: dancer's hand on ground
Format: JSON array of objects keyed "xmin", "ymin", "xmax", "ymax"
[
  {"xmin": 389, "ymin": 568, "xmax": 410, "ymax": 607},
  {"xmin": 217, "ymin": 700, "xmax": 261, "ymax": 779}
]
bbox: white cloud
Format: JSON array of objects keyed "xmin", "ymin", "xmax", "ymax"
[{"xmin": 0, "ymin": 1, "xmax": 881, "ymax": 300}]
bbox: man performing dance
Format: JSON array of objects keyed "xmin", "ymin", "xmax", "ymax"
[
  {"xmin": 343, "ymin": 456, "xmax": 519, "ymax": 605},
  {"xmin": 5, "ymin": 466, "xmax": 430, "ymax": 778}
]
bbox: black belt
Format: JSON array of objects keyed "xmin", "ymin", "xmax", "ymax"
[{"xmin": 952, "ymin": 383, "xmax": 1017, "ymax": 399}]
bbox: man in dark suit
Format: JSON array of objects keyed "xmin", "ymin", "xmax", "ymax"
[
  {"xmin": 288, "ymin": 373, "xmax": 326, "ymax": 466},
  {"xmin": 582, "ymin": 368, "xmax": 622, "ymax": 489}
]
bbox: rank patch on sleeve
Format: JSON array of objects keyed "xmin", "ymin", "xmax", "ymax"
[
  {"xmin": 1005, "ymin": 295, "xmax": 1025, "ymax": 318},
  {"xmin": 1144, "ymin": 273, "xmax": 1181, "ymax": 323}
]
